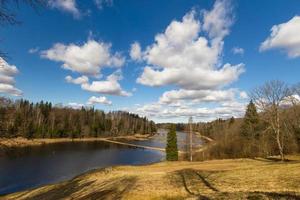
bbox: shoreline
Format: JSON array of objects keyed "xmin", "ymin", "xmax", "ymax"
[{"xmin": 0, "ymin": 134, "xmax": 153, "ymax": 150}]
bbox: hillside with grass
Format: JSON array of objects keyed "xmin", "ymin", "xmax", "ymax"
[{"xmin": 3, "ymin": 155, "xmax": 300, "ymax": 200}]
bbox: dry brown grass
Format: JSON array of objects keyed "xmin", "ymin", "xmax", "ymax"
[{"xmin": 2, "ymin": 155, "xmax": 300, "ymax": 200}]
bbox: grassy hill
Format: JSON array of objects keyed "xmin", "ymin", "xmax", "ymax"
[{"xmin": 3, "ymin": 155, "xmax": 300, "ymax": 200}]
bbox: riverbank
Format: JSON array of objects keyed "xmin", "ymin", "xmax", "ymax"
[
  {"xmin": 0, "ymin": 134, "xmax": 153, "ymax": 150},
  {"xmin": 3, "ymin": 155, "xmax": 300, "ymax": 200}
]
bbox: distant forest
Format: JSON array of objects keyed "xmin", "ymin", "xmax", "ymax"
[{"xmin": 0, "ymin": 97, "xmax": 156, "ymax": 138}]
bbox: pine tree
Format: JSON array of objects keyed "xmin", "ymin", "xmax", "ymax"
[
  {"xmin": 240, "ymin": 100, "xmax": 260, "ymax": 157},
  {"xmin": 241, "ymin": 100, "xmax": 259, "ymax": 139},
  {"xmin": 166, "ymin": 125, "xmax": 178, "ymax": 161}
]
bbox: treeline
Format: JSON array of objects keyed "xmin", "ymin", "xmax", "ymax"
[
  {"xmin": 196, "ymin": 103, "xmax": 300, "ymax": 160},
  {"xmin": 170, "ymin": 81, "xmax": 300, "ymax": 161},
  {"xmin": 0, "ymin": 97, "xmax": 156, "ymax": 139}
]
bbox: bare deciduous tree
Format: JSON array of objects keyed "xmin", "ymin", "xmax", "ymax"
[
  {"xmin": 251, "ymin": 80, "xmax": 291, "ymax": 161},
  {"xmin": 291, "ymin": 83, "xmax": 300, "ymax": 104}
]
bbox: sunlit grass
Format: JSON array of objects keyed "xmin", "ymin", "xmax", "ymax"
[{"xmin": 3, "ymin": 155, "xmax": 300, "ymax": 200}]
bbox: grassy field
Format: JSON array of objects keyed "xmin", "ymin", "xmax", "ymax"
[{"xmin": 3, "ymin": 156, "xmax": 300, "ymax": 200}]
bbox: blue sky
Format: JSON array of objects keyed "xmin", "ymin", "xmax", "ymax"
[{"xmin": 1, "ymin": 0, "xmax": 300, "ymax": 123}]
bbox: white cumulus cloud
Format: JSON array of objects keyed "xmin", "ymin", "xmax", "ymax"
[
  {"xmin": 134, "ymin": 99, "xmax": 246, "ymax": 122},
  {"xmin": 127, "ymin": 0, "xmax": 249, "ymax": 122},
  {"xmin": 159, "ymin": 89, "xmax": 238, "ymax": 104},
  {"xmin": 0, "ymin": 58, "xmax": 22, "ymax": 96},
  {"xmin": 260, "ymin": 16, "xmax": 300, "ymax": 58},
  {"xmin": 67, "ymin": 102, "xmax": 85, "ymax": 109},
  {"xmin": 232, "ymin": 47, "xmax": 244, "ymax": 55},
  {"xmin": 130, "ymin": 42, "xmax": 142, "ymax": 61},
  {"xmin": 136, "ymin": 0, "xmax": 244, "ymax": 90},
  {"xmin": 48, "ymin": 0, "xmax": 80, "ymax": 18},
  {"xmin": 81, "ymin": 73, "xmax": 132, "ymax": 97},
  {"xmin": 203, "ymin": 0, "xmax": 233, "ymax": 40},
  {"xmin": 65, "ymin": 75, "xmax": 89, "ymax": 85},
  {"xmin": 41, "ymin": 39, "xmax": 125, "ymax": 77},
  {"xmin": 87, "ymin": 96, "xmax": 112, "ymax": 105}
]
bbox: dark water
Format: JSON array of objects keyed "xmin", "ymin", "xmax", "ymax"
[
  {"xmin": 0, "ymin": 141, "xmax": 164, "ymax": 195},
  {"xmin": 0, "ymin": 130, "xmax": 202, "ymax": 195}
]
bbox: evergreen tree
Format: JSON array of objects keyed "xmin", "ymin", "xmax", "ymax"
[
  {"xmin": 166, "ymin": 125, "xmax": 178, "ymax": 161},
  {"xmin": 241, "ymin": 100, "xmax": 259, "ymax": 139},
  {"xmin": 240, "ymin": 100, "xmax": 260, "ymax": 157}
]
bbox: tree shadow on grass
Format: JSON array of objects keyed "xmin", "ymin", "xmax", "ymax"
[
  {"xmin": 194, "ymin": 171, "xmax": 219, "ymax": 192},
  {"xmin": 174, "ymin": 169, "xmax": 216, "ymax": 200},
  {"xmin": 23, "ymin": 178, "xmax": 96, "ymax": 200},
  {"xmin": 10, "ymin": 176, "xmax": 137, "ymax": 200},
  {"xmin": 78, "ymin": 176, "xmax": 137, "ymax": 200},
  {"xmin": 231, "ymin": 191, "xmax": 300, "ymax": 200},
  {"xmin": 172, "ymin": 169, "xmax": 300, "ymax": 200},
  {"xmin": 252, "ymin": 157, "xmax": 299, "ymax": 163}
]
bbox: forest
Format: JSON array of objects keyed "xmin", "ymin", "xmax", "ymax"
[
  {"xmin": 0, "ymin": 97, "xmax": 156, "ymax": 138},
  {"xmin": 164, "ymin": 80, "xmax": 300, "ymax": 161}
]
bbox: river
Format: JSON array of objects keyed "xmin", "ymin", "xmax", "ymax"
[{"xmin": 0, "ymin": 130, "xmax": 202, "ymax": 195}]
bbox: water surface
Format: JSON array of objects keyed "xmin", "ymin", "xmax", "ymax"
[
  {"xmin": 0, "ymin": 141, "xmax": 164, "ymax": 194},
  {"xmin": 0, "ymin": 130, "xmax": 202, "ymax": 195}
]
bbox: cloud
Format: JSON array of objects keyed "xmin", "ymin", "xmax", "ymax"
[
  {"xmin": 48, "ymin": 0, "xmax": 80, "ymax": 18},
  {"xmin": 0, "ymin": 75, "xmax": 15, "ymax": 85},
  {"xmin": 28, "ymin": 47, "xmax": 39, "ymax": 54},
  {"xmin": 134, "ymin": 100, "xmax": 246, "ymax": 122},
  {"xmin": 260, "ymin": 16, "xmax": 300, "ymax": 58},
  {"xmin": 81, "ymin": 72, "xmax": 132, "ymax": 96},
  {"xmin": 44, "ymin": 38, "xmax": 129, "ymax": 98},
  {"xmin": 130, "ymin": 42, "xmax": 142, "ymax": 61},
  {"xmin": 126, "ymin": 0, "xmax": 247, "ymax": 122},
  {"xmin": 41, "ymin": 39, "xmax": 125, "ymax": 76},
  {"xmin": 138, "ymin": 63, "xmax": 244, "ymax": 90},
  {"xmin": 232, "ymin": 47, "xmax": 244, "ymax": 55},
  {"xmin": 65, "ymin": 75, "xmax": 89, "ymax": 84},
  {"xmin": 67, "ymin": 102, "xmax": 85, "ymax": 109},
  {"xmin": 0, "ymin": 59, "xmax": 18, "ymax": 76},
  {"xmin": 94, "ymin": 0, "xmax": 113, "ymax": 10},
  {"xmin": 203, "ymin": 0, "xmax": 234, "ymax": 40},
  {"xmin": 132, "ymin": 87, "xmax": 248, "ymax": 122},
  {"xmin": 87, "ymin": 96, "xmax": 112, "ymax": 105},
  {"xmin": 159, "ymin": 89, "xmax": 238, "ymax": 104},
  {"xmin": 0, "ymin": 84, "xmax": 22, "ymax": 96},
  {"xmin": 0, "ymin": 58, "xmax": 22, "ymax": 96},
  {"xmin": 239, "ymin": 91, "xmax": 248, "ymax": 99},
  {"xmin": 280, "ymin": 94, "xmax": 300, "ymax": 107},
  {"xmin": 67, "ymin": 96, "xmax": 113, "ymax": 109},
  {"xmin": 136, "ymin": 0, "xmax": 244, "ymax": 90}
]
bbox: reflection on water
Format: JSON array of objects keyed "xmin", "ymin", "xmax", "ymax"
[{"xmin": 0, "ymin": 141, "xmax": 164, "ymax": 195}]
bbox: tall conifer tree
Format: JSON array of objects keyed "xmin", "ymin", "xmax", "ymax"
[{"xmin": 166, "ymin": 125, "xmax": 178, "ymax": 161}]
